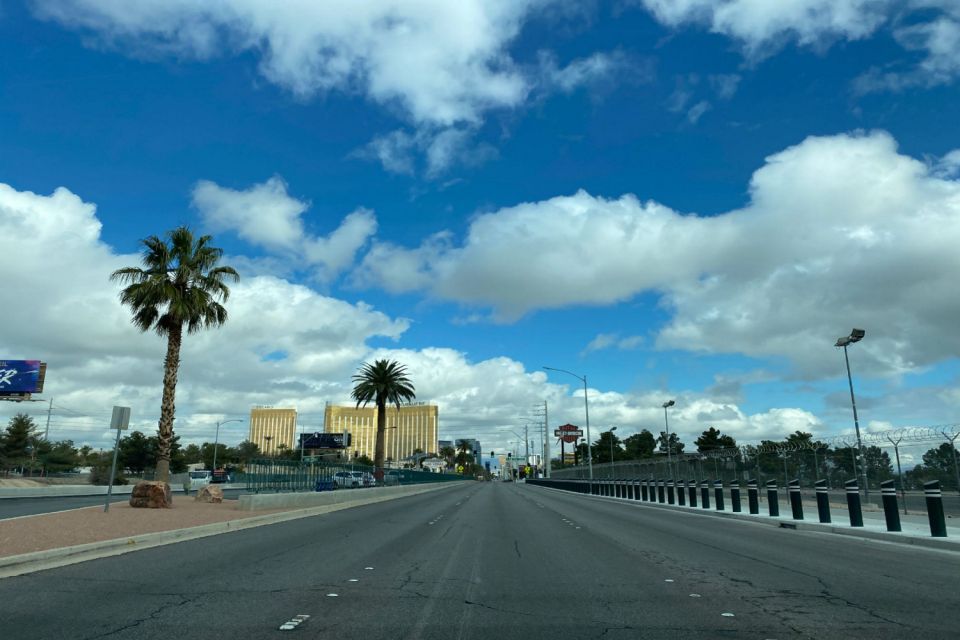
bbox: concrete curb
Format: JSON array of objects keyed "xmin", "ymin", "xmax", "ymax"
[
  {"xmin": 0, "ymin": 482, "xmax": 462, "ymax": 579},
  {"xmin": 0, "ymin": 483, "xmax": 248, "ymax": 499},
  {"xmin": 532, "ymin": 485, "xmax": 960, "ymax": 553}
]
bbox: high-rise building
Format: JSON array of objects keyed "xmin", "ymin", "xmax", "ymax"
[
  {"xmin": 248, "ymin": 406, "xmax": 297, "ymax": 455},
  {"xmin": 324, "ymin": 402, "xmax": 438, "ymax": 464}
]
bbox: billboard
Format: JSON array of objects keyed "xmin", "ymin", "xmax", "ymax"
[
  {"xmin": 299, "ymin": 432, "xmax": 352, "ymax": 449},
  {"xmin": 0, "ymin": 360, "xmax": 44, "ymax": 395}
]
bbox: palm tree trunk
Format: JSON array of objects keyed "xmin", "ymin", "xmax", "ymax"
[
  {"xmin": 155, "ymin": 324, "xmax": 182, "ymax": 483},
  {"xmin": 374, "ymin": 399, "xmax": 386, "ymax": 471}
]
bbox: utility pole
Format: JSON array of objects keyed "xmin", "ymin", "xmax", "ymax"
[
  {"xmin": 44, "ymin": 397, "xmax": 53, "ymax": 440},
  {"xmin": 544, "ymin": 400, "xmax": 550, "ymax": 478},
  {"xmin": 524, "ymin": 423, "xmax": 529, "ymax": 461}
]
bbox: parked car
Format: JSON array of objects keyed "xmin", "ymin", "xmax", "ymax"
[
  {"xmin": 351, "ymin": 471, "xmax": 375, "ymax": 487},
  {"xmin": 188, "ymin": 470, "xmax": 212, "ymax": 490},
  {"xmin": 334, "ymin": 471, "xmax": 359, "ymax": 488}
]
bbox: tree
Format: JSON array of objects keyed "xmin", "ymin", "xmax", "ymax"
[
  {"xmin": 657, "ymin": 432, "xmax": 685, "ymax": 455},
  {"xmin": 41, "ymin": 440, "xmax": 81, "ymax": 473},
  {"xmin": 351, "ymin": 359, "xmax": 416, "ymax": 471},
  {"xmin": 2, "ymin": 414, "xmax": 36, "ymax": 472},
  {"xmin": 695, "ymin": 427, "xmax": 736, "ymax": 452},
  {"xmin": 236, "ymin": 440, "xmax": 260, "ymax": 463},
  {"xmin": 592, "ymin": 431, "xmax": 623, "ymax": 464},
  {"xmin": 623, "ymin": 430, "xmax": 656, "ymax": 460},
  {"xmin": 439, "ymin": 445, "xmax": 456, "ymax": 468},
  {"xmin": 118, "ymin": 431, "xmax": 155, "ymax": 474},
  {"xmin": 111, "ymin": 226, "xmax": 239, "ymax": 482},
  {"xmin": 182, "ymin": 443, "xmax": 202, "ymax": 464}
]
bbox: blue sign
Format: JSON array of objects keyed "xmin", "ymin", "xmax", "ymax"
[
  {"xmin": 0, "ymin": 360, "xmax": 41, "ymax": 394},
  {"xmin": 299, "ymin": 432, "xmax": 352, "ymax": 449}
]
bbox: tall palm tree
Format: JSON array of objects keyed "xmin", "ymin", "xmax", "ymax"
[
  {"xmin": 111, "ymin": 227, "xmax": 238, "ymax": 482},
  {"xmin": 351, "ymin": 359, "xmax": 416, "ymax": 472}
]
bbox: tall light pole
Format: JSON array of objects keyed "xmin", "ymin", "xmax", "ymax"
[
  {"xmin": 543, "ymin": 366, "xmax": 593, "ymax": 482},
  {"xmin": 212, "ymin": 419, "xmax": 243, "ymax": 472},
  {"xmin": 662, "ymin": 400, "xmax": 675, "ymax": 482},
  {"xmin": 836, "ymin": 328, "xmax": 868, "ymax": 499},
  {"xmin": 608, "ymin": 426, "xmax": 618, "ymax": 478}
]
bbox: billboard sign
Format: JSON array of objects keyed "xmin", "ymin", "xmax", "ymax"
[
  {"xmin": 555, "ymin": 424, "xmax": 583, "ymax": 443},
  {"xmin": 299, "ymin": 432, "xmax": 351, "ymax": 449},
  {"xmin": 0, "ymin": 360, "xmax": 43, "ymax": 395}
]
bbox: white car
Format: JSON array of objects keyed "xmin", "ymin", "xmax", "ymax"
[
  {"xmin": 334, "ymin": 471, "xmax": 359, "ymax": 488},
  {"xmin": 351, "ymin": 471, "xmax": 375, "ymax": 487},
  {"xmin": 188, "ymin": 470, "xmax": 212, "ymax": 490}
]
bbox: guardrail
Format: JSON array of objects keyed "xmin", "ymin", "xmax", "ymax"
[{"xmin": 526, "ymin": 477, "xmax": 949, "ymax": 538}]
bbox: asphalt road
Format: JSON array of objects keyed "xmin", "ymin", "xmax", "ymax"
[
  {"xmin": 0, "ymin": 489, "xmax": 244, "ymax": 520},
  {"xmin": 1, "ymin": 482, "xmax": 958, "ymax": 639}
]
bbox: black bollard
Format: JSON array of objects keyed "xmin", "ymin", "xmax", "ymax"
[
  {"xmin": 748, "ymin": 478, "xmax": 759, "ymax": 514},
  {"xmin": 766, "ymin": 480, "xmax": 779, "ymax": 517},
  {"xmin": 677, "ymin": 479, "xmax": 686, "ymax": 506},
  {"xmin": 657, "ymin": 479, "xmax": 665, "ymax": 503},
  {"xmin": 788, "ymin": 479, "xmax": 803, "ymax": 520},
  {"xmin": 688, "ymin": 479, "xmax": 698, "ymax": 507},
  {"xmin": 731, "ymin": 483, "xmax": 741, "ymax": 512},
  {"xmin": 714, "ymin": 479, "xmax": 725, "ymax": 511},
  {"xmin": 924, "ymin": 481, "xmax": 947, "ymax": 537},
  {"xmin": 815, "ymin": 479, "xmax": 831, "ymax": 523},
  {"xmin": 667, "ymin": 480, "xmax": 676, "ymax": 505},
  {"xmin": 700, "ymin": 480, "xmax": 711, "ymax": 509},
  {"xmin": 616, "ymin": 479, "xmax": 622, "ymax": 498},
  {"xmin": 845, "ymin": 479, "xmax": 863, "ymax": 527},
  {"xmin": 880, "ymin": 479, "xmax": 901, "ymax": 532},
  {"xmin": 641, "ymin": 479, "xmax": 649, "ymax": 501}
]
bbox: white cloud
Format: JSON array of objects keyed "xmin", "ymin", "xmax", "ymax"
[
  {"xmin": 686, "ymin": 99, "xmax": 711, "ymax": 123},
  {"xmin": 192, "ymin": 176, "xmax": 377, "ymax": 282},
  {"xmin": 350, "ymin": 130, "xmax": 960, "ymax": 378},
  {"xmin": 581, "ymin": 333, "xmax": 645, "ymax": 355},
  {"xmin": 709, "ymin": 73, "xmax": 741, "ymax": 99},
  {"xmin": 856, "ymin": 13, "xmax": 960, "ymax": 92},
  {"xmin": 538, "ymin": 49, "xmax": 640, "ymax": 93},
  {"xmin": 639, "ymin": 0, "xmax": 893, "ymax": 58},
  {"xmin": 32, "ymin": 0, "xmax": 544, "ymax": 127}
]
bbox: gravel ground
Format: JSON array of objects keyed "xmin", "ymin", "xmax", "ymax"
[{"xmin": 0, "ymin": 497, "xmax": 291, "ymax": 557}]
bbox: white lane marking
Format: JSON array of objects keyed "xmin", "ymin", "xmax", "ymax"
[
  {"xmin": 348, "ymin": 579, "xmax": 359, "ymax": 582},
  {"xmin": 721, "ymin": 612, "xmax": 735, "ymax": 617},
  {"xmin": 278, "ymin": 614, "xmax": 310, "ymax": 630},
  {"xmin": 365, "ymin": 567, "xmax": 374, "ymax": 570},
  {"xmin": 664, "ymin": 579, "xmax": 674, "ymax": 583},
  {"xmin": 575, "ymin": 526, "xmax": 581, "ymax": 529},
  {"xmin": 689, "ymin": 594, "xmax": 701, "ymax": 598},
  {"xmin": 327, "ymin": 593, "xmax": 339, "ymax": 597}
]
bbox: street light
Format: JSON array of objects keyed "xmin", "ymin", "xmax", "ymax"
[
  {"xmin": 662, "ymin": 400, "xmax": 675, "ymax": 482},
  {"xmin": 212, "ymin": 419, "xmax": 243, "ymax": 472},
  {"xmin": 608, "ymin": 426, "xmax": 618, "ymax": 478},
  {"xmin": 543, "ymin": 366, "xmax": 593, "ymax": 482},
  {"xmin": 835, "ymin": 328, "xmax": 868, "ymax": 499}
]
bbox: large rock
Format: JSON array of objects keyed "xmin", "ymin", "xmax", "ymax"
[
  {"xmin": 195, "ymin": 484, "xmax": 224, "ymax": 503},
  {"xmin": 129, "ymin": 480, "xmax": 173, "ymax": 509}
]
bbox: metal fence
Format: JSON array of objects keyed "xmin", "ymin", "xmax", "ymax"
[{"xmin": 244, "ymin": 458, "xmax": 468, "ymax": 493}]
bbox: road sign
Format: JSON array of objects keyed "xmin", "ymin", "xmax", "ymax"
[
  {"xmin": 110, "ymin": 406, "xmax": 131, "ymax": 431},
  {"xmin": 300, "ymin": 432, "xmax": 351, "ymax": 449},
  {"xmin": 555, "ymin": 424, "xmax": 583, "ymax": 443}
]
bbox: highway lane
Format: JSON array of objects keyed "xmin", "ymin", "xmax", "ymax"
[
  {"xmin": 1, "ymin": 481, "xmax": 958, "ymax": 639},
  {"xmin": 0, "ymin": 488, "xmax": 244, "ymax": 519}
]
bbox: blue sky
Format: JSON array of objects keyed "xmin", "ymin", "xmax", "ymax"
[{"xmin": 2, "ymin": 1, "xmax": 960, "ymax": 465}]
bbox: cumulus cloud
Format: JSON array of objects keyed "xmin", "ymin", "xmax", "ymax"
[
  {"xmin": 192, "ymin": 176, "xmax": 377, "ymax": 282},
  {"xmin": 0, "ymin": 181, "xmax": 404, "ymax": 446},
  {"xmin": 638, "ymin": 0, "xmax": 893, "ymax": 58},
  {"xmin": 581, "ymin": 333, "xmax": 645, "ymax": 355},
  {"xmin": 350, "ymin": 131, "xmax": 960, "ymax": 379}
]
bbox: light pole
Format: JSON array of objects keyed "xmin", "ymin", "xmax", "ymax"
[
  {"xmin": 608, "ymin": 426, "xmax": 618, "ymax": 478},
  {"xmin": 836, "ymin": 328, "xmax": 868, "ymax": 499},
  {"xmin": 662, "ymin": 400, "xmax": 675, "ymax": 482},
  {"xmin": 543, "ymin": 366, "xmax": 593, "ymax": 482},
  {"xmin": 213, "ymin": 419, "xmax": 243, "ymax": 472}
]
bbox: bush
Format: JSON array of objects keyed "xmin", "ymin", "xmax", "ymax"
[{"xmin": 90, "ymin": 465, "xmax": 128, "ymax": 486}]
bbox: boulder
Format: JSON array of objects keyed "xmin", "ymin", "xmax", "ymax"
[
  {"xmin": 129, "ymin": 480, "xmax": 173, "ymax": 509},
  {"xmin": 195, "ymin": 484, "xmax": 224, "ymax": 503}
]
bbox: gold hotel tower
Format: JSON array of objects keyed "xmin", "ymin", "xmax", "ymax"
[
  {"xmin": 324, "ymin": 402, "xmax": 438, "ymax": 463},
  {"xmin": 248, "ymin": 406, "xmax": 297, "ymax": 455}
]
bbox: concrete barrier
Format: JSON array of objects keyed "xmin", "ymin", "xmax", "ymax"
[
  {"xmin": 0, "ymin": 483, "xmax": 248, "ymax": 499},
  {"xmin": 237, "ymin": 482, "xmax": 463, "ymax": 511}
]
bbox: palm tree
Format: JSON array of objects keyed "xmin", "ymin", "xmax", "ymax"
[
  {"xmin": 111, "ymin": 227, "xmax": 238, "ymax": 482},
  {"xmin": 350, "ymin": 359, "xmax": 416, "ymax": 472}
]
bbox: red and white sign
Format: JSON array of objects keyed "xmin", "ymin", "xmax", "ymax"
[{"xmin": 554, "ymin": 424, "xmax": 583, "ymax": 443}]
